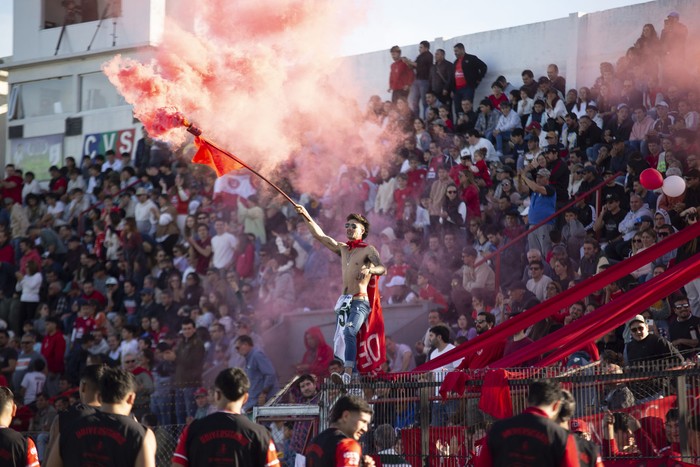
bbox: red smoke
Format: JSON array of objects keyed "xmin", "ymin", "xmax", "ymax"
[{"xmin": 103, "ymin": 0, "xmax": 387, "ymax": 194}]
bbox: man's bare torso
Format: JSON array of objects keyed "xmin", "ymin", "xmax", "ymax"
[{"xmin": 340, "ymin": 245, "xmax": 377, "ymax": 295}]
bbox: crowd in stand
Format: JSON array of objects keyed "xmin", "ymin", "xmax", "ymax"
[{"xmin": 0, "ymin": 7, "xmax": 698, "ymax": 465}]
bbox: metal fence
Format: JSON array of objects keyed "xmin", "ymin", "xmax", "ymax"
[
  {"xmin": 255, "ymin": 363, "xmax": 700, "ymax": 466},
  {"xmin": 24, "ymin": 363, "xmax": 700, "ymax": 466}
]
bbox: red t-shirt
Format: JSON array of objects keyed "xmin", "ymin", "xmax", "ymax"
[
  {"xmin": 3, "ymin": 175, "xmax": 23, "ymax": 204},
  {"xmin": 454, "ymin": 60, "xmax": 466, "ymax": 89}
]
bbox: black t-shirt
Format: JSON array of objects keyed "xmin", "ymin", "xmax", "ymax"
[
  {"xmin": 669, "ymin": 315, "xmax": 700, "ymax": 353},
  {"xmin": 60, "ymin": 411, "xmax": 146, "ymax": 467},
  {"xmin": 306, "ymin": 428, "xmax": 363, "ymax": 467},
  {"xmin": 575, "ymin": 435, "xmax": 601, "ymax": 467},
  {"xmin": 58, "ymin": 402, "xmax": 98, "ymax": 431},
  {"xmin": 486, "ymin": 410, "xmax": 571, "ymax": 467},
  {"xmin": 601, "ymin": 209, "xmax": 626, "ymax": 242},
  {"xmin": 0, "ymin": 427, "xmax": 31, "ymax": 467},
  {"xmin": 172, "ymin": 411, "xmax": 277, "ymax": 467}
]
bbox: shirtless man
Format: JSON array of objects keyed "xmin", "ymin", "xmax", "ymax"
[{"xmin": 295, "ymin": 205, "xmax": 386, "ymax": 383}]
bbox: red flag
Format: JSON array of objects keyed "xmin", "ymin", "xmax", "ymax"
[
  {"xmin": 356, "ymin": 275, "xmax": 386, "ymax": 374},
  {"xmin": 191, "ymin": 136, "xmax": 245, "ymax": 177}
]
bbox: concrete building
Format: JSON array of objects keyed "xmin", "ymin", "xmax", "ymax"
[
  {"xmin": 1, "ymin": 0, "xmax": 185, "ymax": 179},
  {"xmin": 2, "ymin": 0, "xmax": 700, "ymax": 180}
]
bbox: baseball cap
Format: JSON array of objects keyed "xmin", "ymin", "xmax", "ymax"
[
  {"xmin": 656, "ymin": 101, "xmax": 669, "ymax": 108},
  {"xmin": 668, "ymin": 11, "xmax": 680, "ymax": 18},
  {"xmin": 628, "ymin": 314, "xmax": 646, "ymax": 327},
  {"xmin": 536, "ymin": 168, "xmax": 551, "ymax": 178},
  {"xmin": 105, "ymin": 277, "xmax": 118, "ymax": 286},
  {"xmin": 510, "ymin": 280, "xmax": 528, "ymax": 291},
  {"xmin": 570, "ymin": 419, "xmax": 589, "ymax": 433},
  {"xmin": 544, "ymin": 145, "xmax": 559, "ymax": 153},
  {"xmin": 583, "ymin": 166, "xmax": 597, "ymax": 174},
  {"xmin": 635, "ymin": 215, "xmax": 653, "ymax": 225},
  {"xmin": 605, "ymin": 193, "xmax": 620, "ymax": 202},
  {"xmin": 385, "ymin": 276, "xmax": 406, "ymax": 288},
  {"xmin": 194, "ymin": 388, "xmax": 208, "ymax": 397},
  {"xmin": 140, "ymin": 288, "xmax": 154, "ymax": 295}
]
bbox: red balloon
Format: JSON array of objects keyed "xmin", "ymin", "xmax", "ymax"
[{"xmin": 639, "ymin": 168, "xmax": 664, "ymax": 190}]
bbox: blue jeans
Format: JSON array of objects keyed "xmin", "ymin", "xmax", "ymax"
[
  {"xmin": 409, "ymin": 79, "xmax": 430, "ymax": 115},
  {"xmin": 494, "ymin": 130, "xmax": 512, "ymax": 154},
  {"xmin": 151, "ymin": 377, "xmax": 173, "ymax": 425},
  {"xmin": 174, "ymin": 386, "xmax": 196, "ymax": 425},
  {"xmin": 343, "ymin": 299, "xmax": 370, "ymax": 371}
]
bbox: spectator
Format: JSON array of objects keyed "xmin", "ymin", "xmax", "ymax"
[
  {"xmin": 294, "ymin": 326, "xmax": 333, "ymax": 379},
  {"xmin": 388, "ymin": 46, "xmax": 414, "ymax": 104},
  {"xmin": 626, "ymin": 314, "xmax": 683, "ymax": 369},
  {"xmin": 172, "ymin": 318, "xmax": 205, "ymax": 424},
  {"xmin": 235, "ymin": 334, "xmax": 279, "ymax": 414},
  {"xmin": 0, "ymin": 386, "xmax": 40, "ymax": 467}
]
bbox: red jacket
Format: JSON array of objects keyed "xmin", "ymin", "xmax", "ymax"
[
  {"xmin": 42, "ymin": 331, "xmax": 66, "ymax": 374},
  {"xmin": 298, "ymin": 327, "xmax": 333, "ymax": 379},
  {"xmin": 389, "ymin": 60, "xmax": 414, "ymax": 91}
]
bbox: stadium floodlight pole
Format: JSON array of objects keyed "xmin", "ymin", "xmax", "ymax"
[{"xmin": 179, "ymin": 116, "xmax": 311, "ymax": 222}]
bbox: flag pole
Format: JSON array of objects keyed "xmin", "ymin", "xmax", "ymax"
[{"xmin": 181, "ymin": 118, "xmax": 311, "ymax": 221}]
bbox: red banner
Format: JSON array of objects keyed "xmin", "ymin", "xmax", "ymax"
[{"xmin": 415, "ymin": 221, "xmax": 700, "ymax": 372}]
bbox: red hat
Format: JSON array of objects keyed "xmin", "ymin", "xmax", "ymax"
[
  {"xmin": 570, "ymin": 419, "xmax": 589, "ymax": 433},
  {"xmin": 194, "ymin": 387, "xmax": 208, "ymax": 397}
]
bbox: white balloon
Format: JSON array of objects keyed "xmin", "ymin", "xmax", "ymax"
[{"xmin": 662, "ymin": 175, "xmax": 686, "ymax": 197}]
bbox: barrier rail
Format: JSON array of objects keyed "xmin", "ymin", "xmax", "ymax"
[{"xmin": 476, "ymin": 171, "xmax": 622, "ymax": 291}]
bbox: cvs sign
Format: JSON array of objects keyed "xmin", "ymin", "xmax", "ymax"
[{"xmin": 83, "ymin": 129, "xmax": 135, "ymax": 158}]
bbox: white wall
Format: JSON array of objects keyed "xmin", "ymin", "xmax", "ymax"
[
  {"xmin": 11, "ymin": 0, "xmax": 166, "ymax": 63},
  {"xmin": 341, "ymin": 0, "xmax": 700, "ymax": 106}
]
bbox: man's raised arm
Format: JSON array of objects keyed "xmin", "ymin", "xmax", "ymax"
[{"xmin": 295, "ymin": 204, "xmax": 342, "ymax": 254}]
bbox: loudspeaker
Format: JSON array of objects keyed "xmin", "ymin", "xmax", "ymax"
[
  {"xmin": 8, "ymin": 126, "xmax": 23, "ymax": 139},
  {"xmin": 65, "ymin": 117, "xmax": 83, "ymax": 136}
]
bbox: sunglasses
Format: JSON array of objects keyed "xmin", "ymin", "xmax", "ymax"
[
  {"xmin": 630, "ymin": 326, "xmax": 645, "ymax": 333},
  {"xmin": 446, "ymin": 190, "xmax": 457, "ymax": 194},
  {"xmin": 345, "ymin": 223, "xmax": 360, "ymax": 229},
  {"xmin": 658, "ymin": 232, "xmax": 670, "ymax": 237}
]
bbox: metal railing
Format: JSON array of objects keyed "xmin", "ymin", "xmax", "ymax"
[{"xmin": 476, "ymin": 172, "xmax": 622, "ymax": 291}]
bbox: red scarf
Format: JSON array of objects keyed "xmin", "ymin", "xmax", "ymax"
[{"xmin": 346, "ymin": 239, "xmax": 368, "ymax": 250}]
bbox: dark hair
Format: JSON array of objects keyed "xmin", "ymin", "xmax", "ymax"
[
  {"xmin": 181, "ymin": 318, "xmax": 196, "ymax": 329},
  {"xmin": 215, "ymin": 368, "xmax": 250, "ymax": 402},
  {"xmin": 454, "ymin": 43, "xmax": 465, "ymax": 51},
  {"xmin": 297, "ymin": 374, "xmax": 315, "ymax": 387},
  {"xmin": 522, "ymin": 69, "xmax": 534, "ymax": 78},
  {"xmin": 419, "ymin": 40, "xmax": 430, "ymax": 49},
  {"xmin": 556, "ymin": 389, "xmax": 575, "ymax": 423},
  {"xmin": 236, "ymin": 335, "xmax": 254, "ymax": 347},
  {"xmin": 527, "ymin": 380, "xmax": 562, "ymax": 406},
  {"xmin": 330, "ymin": 395, "xmax": 373, "ymax": 423},
  {"xmin": 346, "ymin": 213, "xmax": 370, "ymax": 240},
  {"xmin": 477, "ymin": 311, "xmax": 495, "ymax": 327},
  {"xmin": 32, "ymin": 359, "xmax": 46, "ymax": 372},
  {"xmin": 99, "ymin": 368, "xmax": 136, "ymax": 404},
  {"xmin": 529, "ymin": 259, "xmax": 544, "ymax": 269},
  {"xmin": 0, "ymin": 387, "xmax": 13, "ymax": 412},
  {"xmin": 429, "ymin": 325, "xmax": 451, "ymax": 344},
  {"xmin": 666, "ymin": 408, "xmax": 679, "ymax": 422}
]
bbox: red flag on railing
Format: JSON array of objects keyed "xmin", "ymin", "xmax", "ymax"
[
  {"xmin": 191, "ymin": 136, "xmax": 245, "ymax": 177},
  {"xmin": 356, "ymin": 276, "xmax": 386, "ymax": 374}
]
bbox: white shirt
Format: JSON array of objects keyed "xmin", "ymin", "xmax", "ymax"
[
  {"xmin": 16, "ymin": 273, "xmax": 42, "ymax": 302},
  {"xmin": 468, "ymin": 138, "xmax": 498, "ymax": 162},
  {"xmin": 102, "ymin": 159, "xmax": 124, "ymax": 172},
  {"xmin": 429, "ymin": 344, "xmax": 462, "ymax": 395},
  {"xmin": 21, "ymin": 371, "xmax": 46, "ymax": 404},
  {"xmin": 527, "ymin": 275, "xmax": 553, "ymax": 302},
  {"xmin": 134, "ymin": 199, "xmax": 158, "ymax": 223},
  {"xmin": 21, "ymin": 180, "xmax": 41, "ymax": 201},
  {"xmin": 119, "ymin": 339, "xmax": 139, "ymax": 362},
  {"xmin": 211, "ymin": 232, "xmax": 238, "ymax": 269}
]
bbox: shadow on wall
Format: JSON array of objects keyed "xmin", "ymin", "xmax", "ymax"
[{"xmin": 262, "ymin": 302, "xmax": 432, "ymax": 383}]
